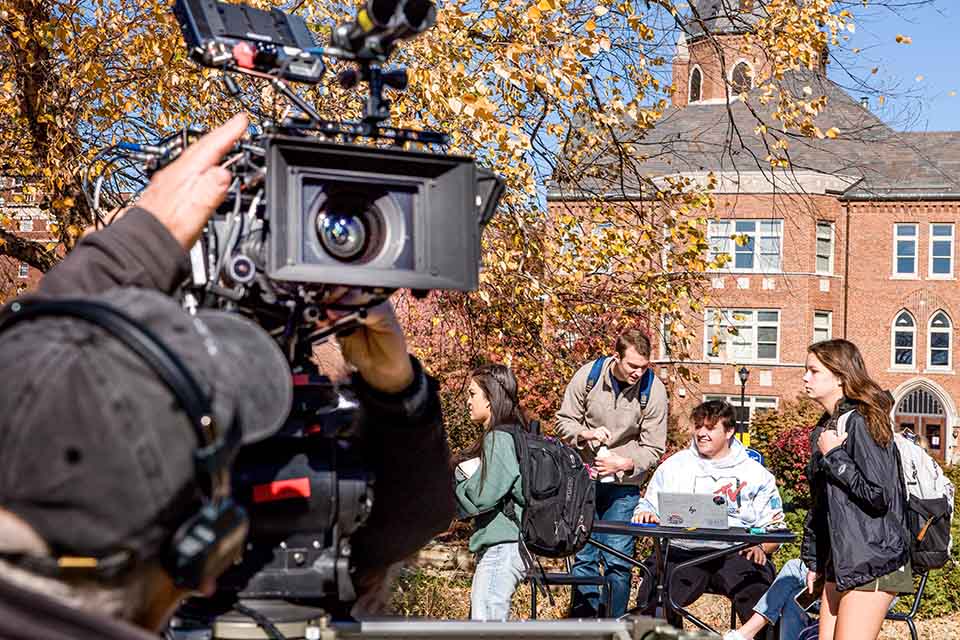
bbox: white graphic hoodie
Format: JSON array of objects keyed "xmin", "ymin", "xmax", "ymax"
[{"xmin": 634, "ymin": 438, "xmax": 785, "ymax": 549}]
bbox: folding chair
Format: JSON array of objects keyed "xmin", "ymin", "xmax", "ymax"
[
  {"xmin": 884, "ymin": 571, "xmax": 929, "ymax": 640},
  {"xmin": 528, "ymin": 556, "xmax": 611, "ymax": 619}
]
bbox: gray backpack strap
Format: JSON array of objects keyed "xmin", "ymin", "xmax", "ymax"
[{"xmin": 836, "ymin": 410, "xmax": 854, "ymax": 437}]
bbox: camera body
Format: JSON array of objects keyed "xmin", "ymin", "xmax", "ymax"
[{"xmin": 219, "ymin": 378, "xmax": 373, "ymax": 604}]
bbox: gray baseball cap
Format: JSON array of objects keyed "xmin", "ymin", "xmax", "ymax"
[{"xmin": 0, "ymin": 287, "xmax": 293, "ymax": 560}]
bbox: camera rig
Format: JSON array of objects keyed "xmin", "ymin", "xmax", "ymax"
[
  {"xmin": 86, "ymin": 0, "xmax": 504, "ymax": 347},
  {"xmin": 80, "ymin": 1, "xmax": 505, "ymax": 637}
]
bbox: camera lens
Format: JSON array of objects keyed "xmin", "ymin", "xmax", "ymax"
[
  {"xmin": 316, "ymin": 213, "xmax": 368, "ymax": 261},
  {"xmin": 310, "ymin": 190, "xmax": 386, "ymax": 264}
]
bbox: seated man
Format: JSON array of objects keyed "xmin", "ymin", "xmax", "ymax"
[{"xmin": 632, "ymin": 400, "xmax": 785, "ymax": 628}]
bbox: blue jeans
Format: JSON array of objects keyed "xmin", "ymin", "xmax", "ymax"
[
  {"xmin": 570, "ymin": 483, "xmax": 640, "ymax": 617},
  {"xmin": 755, "ymin": 559, "xmax": 900, "ymax": 640},
  {"xmin": 470, "ymin": 542, "xmax": 526, "ymax": 621},
  {"xmin": 753, "ymin": 559, "xmax": 812, "ymax": 640}
]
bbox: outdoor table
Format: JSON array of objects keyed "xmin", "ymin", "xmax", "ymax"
[{"xmin": 589, "ymin": 520, "xmax": 795, "ymax": 633}]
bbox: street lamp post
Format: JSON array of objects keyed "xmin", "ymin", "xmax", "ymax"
[{"xmin": 737, "ymin": 366, "xmax": 750, "ymax": 441}]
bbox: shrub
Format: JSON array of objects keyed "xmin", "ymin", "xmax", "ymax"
[
  {"xmin": 751, "ymin": 395, "xmax": 822, "ymax": 458},
  {"xmin": 751, "ymin": 396, "xmax": 822, "ymax": 510}
]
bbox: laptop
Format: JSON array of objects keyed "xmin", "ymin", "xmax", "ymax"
[{"xmin": 657, "ymin": 492, "xmax": 729, "ymax": 530}]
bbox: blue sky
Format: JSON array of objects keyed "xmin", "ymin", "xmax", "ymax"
[{"xmin": 832, "ymin": 1, "xmax": 958, "ymax": 132}]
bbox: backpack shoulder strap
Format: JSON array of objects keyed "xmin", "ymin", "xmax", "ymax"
[
  {"xmin": 581, "ymin": 357, "xmax": 608, "ymax": 418},
  {"xmin": 638, "ymin": 368, "xmax": 655, "ymax": 411},
  {"xmin": 836, "ymin": 409, "xmax": 855, "ymax": 438},
  {"xmin": 585, "ymin": 357, "xmax": 607, "ymax": 394},
  {"xmin": 493, "ymin": 424, "xmax": 526, "ymax": 519}
]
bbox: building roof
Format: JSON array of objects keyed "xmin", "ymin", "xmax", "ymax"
[
  {"xmin": 686, "ymin": 0, "xmax": 763, "ymax": 40},
  {"xmin": 549, "ymin": 71, "xmax": 960, "ymax": 200}
]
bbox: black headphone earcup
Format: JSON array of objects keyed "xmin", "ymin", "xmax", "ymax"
[{"xmin": 165, "ymin": 500, "xmax": 249, "ymax": 590}]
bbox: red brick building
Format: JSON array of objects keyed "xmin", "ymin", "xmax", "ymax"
[
  {"xmin": 548, "ymin": 1, "xmax": 960, "ymax": 461},
  {"xmin": 0, "ymin": 177, "xmax": 51, "ymax": 300}
]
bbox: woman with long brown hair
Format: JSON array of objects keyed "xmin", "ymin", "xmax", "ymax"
[
  {"xmin": 801, "ymin": 339, "xmax": 910, "ymax": 640},
  {"xmin": 454, "ymin": 363, "xmax": 528, "ymax": 620}
]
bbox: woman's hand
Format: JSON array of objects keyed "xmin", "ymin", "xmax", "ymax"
[
  {"xmin": 806, "ymin": 569, "xmax": 819, "ymax": 594},
  {"xmin": 632, "ymin": 511, "xmax": 659, "ymax": 524},
  {"xmin": 817, "ymin": 429, "xmax": 847, "ymax": 455}
]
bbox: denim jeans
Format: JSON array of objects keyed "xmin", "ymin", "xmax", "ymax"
[
  {"xmin": 470, "ymin": 542, "xmax": 526, "ymax": 621},
  {"xmin": 570, "ymin": 483, "xmax": 640, "ymax": 617},
  {"xmin": 753, "ymin": 559, "xmax": 812, "ymax": 640}
]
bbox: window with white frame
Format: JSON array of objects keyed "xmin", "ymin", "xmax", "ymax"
[
  {"xmin": 929, "ymin": 223, "xmax": 954, "ymax": 278},
  {"xmin": 708, "ymin": 219, "xmax": 783, "ymax": 272},
  {"xmin": 705, "ymin": 309, "xmax": 780, "ymax": 362},
  {"xmin": 893, "ymin": 223, "xmax": 918, "ymax": 277},
  {"xmin": 892, "ymin": 310, "xmax": 916, "ymax": 367},
  {"xmin": 18, "ymin": 218, "xmax": 33, "ymax": 232},
  {"xmin": 928, "ymin": 311, "xmax": 952, "ymax": 369},
  {"xmin": 816, "ymin": 221, "xmax": 834, "ymax": 275},
  {"xmin": 660, "ymin": 314, "xmax": 673, "ymax": 358},
  {"xmin": 591, "ymin": 222, "xmax": 614, "ymax": 274},
  {"xmin": 703, "ymin": 394, "xmax": 778, "ymax": 431},
  {"xmin": 556, "ymin": 330, "xmax": 582, "ymax": 350},
  {"xmin": 813, "ymin": 311, "xmax": 832, "ymax": 343},
  {"xmin": 17, "ymin": 262, "xmax": 29, "ymax": 278}
]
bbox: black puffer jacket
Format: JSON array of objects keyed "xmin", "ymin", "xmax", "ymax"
[{"xmin": 801, "ymin": 400, "xmax": 909, "ymax": 592}]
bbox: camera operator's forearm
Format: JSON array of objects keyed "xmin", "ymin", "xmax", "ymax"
[
  {"xmin": 351, "ymin": 367, "xmax": 455, "ymax": 572},
  {"xmin": 35, "ymin": 208, "xmax": 190, "ymax": 298}
]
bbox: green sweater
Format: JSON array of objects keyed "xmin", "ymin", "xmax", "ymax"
[{"xmin": 455, "ymin": 430, "xmax": 525, "ymax": 553}]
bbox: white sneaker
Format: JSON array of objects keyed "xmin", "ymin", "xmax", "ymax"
[{"xmin": 723, "ymin": 632, "xmax": 748, "ymax": 640}]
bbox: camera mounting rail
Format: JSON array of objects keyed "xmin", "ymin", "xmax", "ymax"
[
  {"xmin": 174, "ymin": 0, "xmax": 447, "ymax": 147},
  {"xmin": 224, "ymin": 61, "xmax": 448, "ymax": 147}
]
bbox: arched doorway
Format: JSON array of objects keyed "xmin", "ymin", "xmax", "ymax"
[{"xmin": 895, "ymin": 386, "xmax": 947, "ymax": 460}]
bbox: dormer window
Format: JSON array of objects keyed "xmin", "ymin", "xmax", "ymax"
[
  {"xmin": 731, "ymin": 61, "xmax": 752, "ymax": 95},
  {"xmin": 689, "ymin": 66, "xmax": 702, "ymax": 103}
]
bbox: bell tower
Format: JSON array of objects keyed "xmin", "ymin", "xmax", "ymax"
[{"xmin": 670, "ymin": 0, "xmax": 769, "ymax": 107}]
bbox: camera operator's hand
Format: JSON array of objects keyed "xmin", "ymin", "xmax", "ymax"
[
  {"xmin": 323, "ymin": 289, "xmax": 415, "ymax": 394},
  {"xmin": 137, "ymin": 113, "xmax": 249, "ymax": 249}
]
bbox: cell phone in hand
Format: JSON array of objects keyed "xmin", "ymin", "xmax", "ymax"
[{"xmin": 794, "ymin": 576, "xmax": 824, "ymax": 612}]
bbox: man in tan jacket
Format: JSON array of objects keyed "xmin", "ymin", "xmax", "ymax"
[{"xmin": 556, "ymin": 329, "xmax": 668, "ymax": 618}]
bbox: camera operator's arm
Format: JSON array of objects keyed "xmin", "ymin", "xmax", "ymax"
[
  {"xmin": 31, "ymin": 114, "xmax": 248, "ymax": 297},
  {"xmin": 332, "ymin": 299, "xmax": 455, "ymax": 578}
]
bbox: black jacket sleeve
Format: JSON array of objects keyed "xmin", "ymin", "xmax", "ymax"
[
  {"xmin": 33, "ymin": 208, "xmax": 190, "ymax": 298},
  {"xmin": 801, "ymin": 428, "xmax": 822, "ymax": 572},
  {"xmin": 819, "ymin": 412, "xmax": 889, "ymax": 517},
  {"xmin": 349, "ymin": 357, "xmax": 455, "ymax": 576},
  {"xmin": 800, "ymin": 508, "xmax": 818, "ymax": 572}
]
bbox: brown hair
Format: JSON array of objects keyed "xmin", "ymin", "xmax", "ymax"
[
  {"xmin": 615, "ymin": 328, "xmax": 651, "ymax": 358},
  {"xmin": 690, "ymin": 399, "xmax": 737, "ymax": 432},
  {"xmin": 460, "ymin": 364, "xmax": 526, "ymax": 490},
  {"xmin": 808, "ymin": 339, "xmax": 893, "ymax": 446}
]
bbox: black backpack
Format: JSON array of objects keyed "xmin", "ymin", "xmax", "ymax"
[
  {"xmin": 497, "ymin": 424, "xmax": 596, "ymax": 558},
  {"xmin": 840, "ymin": 414, "xmax": 954, "ymax": 574},
  {"xmin": 893, "ymin": 432, "xmax": 955, "ymax": 573}
]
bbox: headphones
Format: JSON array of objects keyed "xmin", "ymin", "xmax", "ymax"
[{"xmin": 0, "ymin": 298, "xmax": 249, "ymax": 590}]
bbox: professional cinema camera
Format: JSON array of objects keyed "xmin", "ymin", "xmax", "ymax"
[{"xmin": 81, "ymin": 0, "xmax": 504, "ymax": 637}]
